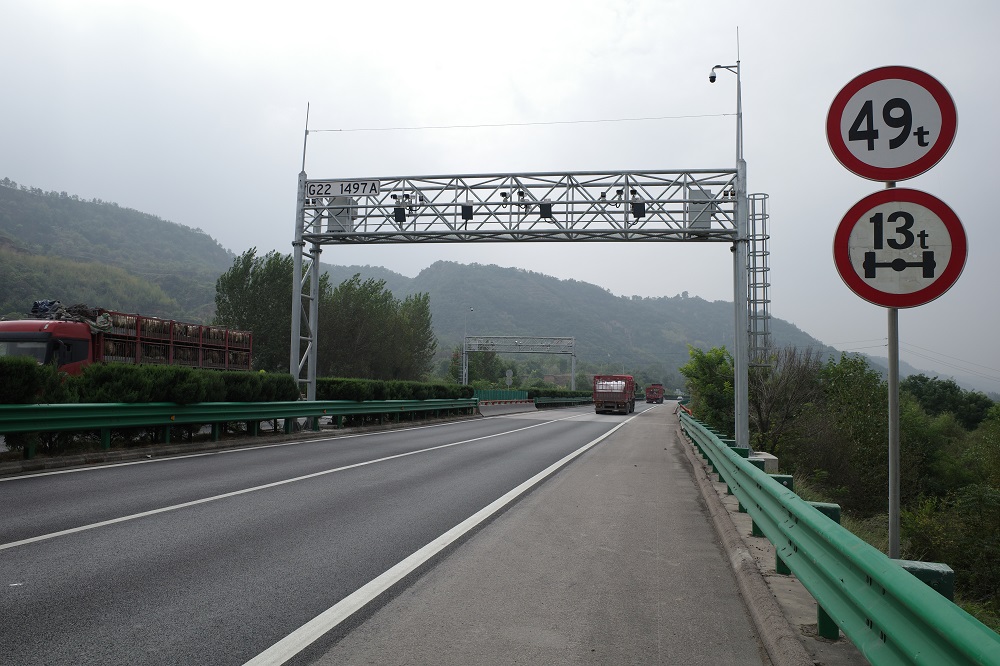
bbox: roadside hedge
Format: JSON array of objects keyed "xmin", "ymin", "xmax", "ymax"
[
  {"xmin": 317, "ymin": 377, "xmax": 474, "ymax": 401},
  {"xmin": 0, "ymin": 360, "xmax": 300, "ymax": 404}
]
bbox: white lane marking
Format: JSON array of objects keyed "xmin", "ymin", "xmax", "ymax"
[
  {"xmin": 0, "ymin": 413, "xmax": 586, "ymax": 552},
  {"xmin": 0, "ymin": 415, "xmax": 490, "ymax": 481},
  {"xmin": 242, "ymin": 411, "xmax": 641, "ymax": 666}
]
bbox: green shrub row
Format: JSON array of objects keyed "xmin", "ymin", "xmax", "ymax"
[
  {"xmin": 317, "ymin": 377, "xmax": 474, "ymax": 401},
  {"xmin": 0, "ymin": 359, "xmax": 300, "ymax": 404}
]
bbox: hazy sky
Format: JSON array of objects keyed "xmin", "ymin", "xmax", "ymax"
[{"xmin": 4, "ymin": 0, "xmax": 999, "ymax": 390}]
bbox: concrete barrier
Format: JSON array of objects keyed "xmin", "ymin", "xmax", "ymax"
[{"xmin": 477, "ymin": 400, "xmax": 537, "ymax": 416}]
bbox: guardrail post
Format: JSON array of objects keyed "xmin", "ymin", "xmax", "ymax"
[
  {"xmin": 770, "ymin": 474, "xmax": 793, "ymax": 492},
  {"xmin": 817, "ymin": 605, "xmax": 839, "ymax": 640},
  {"xmin": 741, "ymin": 458, "xmax": 766, "ymax": 513},
  {"xmin": 101, "ymin": 428, "xmax": 111, "ymax": 450},
  {"xmin": 893, "ymin": 560, "xmax": 955, "ymax": 600}
]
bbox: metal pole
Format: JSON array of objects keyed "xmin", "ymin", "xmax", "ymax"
[
  {"xmin": 290, "ymin": 171, "xmax": 306, "ymax": 389},
  {"xmin": 732, "ymin": 60, "xmax": 750, "ymax": 448},
  {"xmin": 888, "ymin": 306, "xmax": 900, "ymax": 558},
  {"xmin": 571, "ymin": 348, "xmax": 576, "ymax": 391},
  {"xmin": 886, "ymin": 178, "xmax": 900, "ymax": 558}
]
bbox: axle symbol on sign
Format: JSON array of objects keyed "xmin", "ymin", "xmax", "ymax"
[{"xmin": 863, "ymin": 251, "xmax": 936, "ymax": 278}]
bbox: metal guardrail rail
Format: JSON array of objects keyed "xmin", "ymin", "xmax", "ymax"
[
  {"xmin": 679, "ymin": 412, "xmax": 1000, "ymax": 665},
  {"xmin": 0, "ymin": 400, "xmax": 479, "ymax": 454}
]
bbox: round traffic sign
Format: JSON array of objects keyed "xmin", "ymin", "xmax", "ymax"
[
  {"xmin": 833, "ymin": 189, "xmax": 966, "ymax": 308},
  {"xmin": 827, "ymin": 66, "xmax": 957, "ymax": 181}
]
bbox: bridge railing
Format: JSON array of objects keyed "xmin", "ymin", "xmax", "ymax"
[
  {"xmin": 0, "ymin": 399, "xmax": 478, "ymax": 456},
  {"xmin": 679, "ymin": 411, "xmax": 1000, "ymax": 666}
]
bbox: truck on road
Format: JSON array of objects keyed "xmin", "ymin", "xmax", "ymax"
[
  {"xmin": 593, "ymin": 374, "xmax": 635, "ymax": 415},
  {"xmin": 0, "ymin": 302, "xmax": 252, "ymax": 376},
  {"xmin": 645, "ymin": 383, "xmax": 665, "ymax": 404}
]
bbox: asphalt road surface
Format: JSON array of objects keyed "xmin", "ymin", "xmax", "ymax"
[{"xmin": 1, "ymin": 403, "xmax": 762, "ymax": 665}]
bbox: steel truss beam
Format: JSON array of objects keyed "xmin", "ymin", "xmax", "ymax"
[
  {"xmin": 302, "ymin": 169, "xmax": 738, "ymax": 245},
  {"xmin": 463, "ymin": 336, "xmax": 576, "ymax": 390}
]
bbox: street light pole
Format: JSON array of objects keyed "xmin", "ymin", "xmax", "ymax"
[{"xmin": 711, "ymin": 61, "xmax": 750, "ymax": 448}]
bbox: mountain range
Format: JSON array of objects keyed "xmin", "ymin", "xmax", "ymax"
[{"xmin": 2, "ymin": 179, "xmax": 992, "ymax": 394}]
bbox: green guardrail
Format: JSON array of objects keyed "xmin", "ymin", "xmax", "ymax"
[
  {"xmin": 0, "ymin": 399, "xmax": 479, "ymax": 457},
  {"xmin": 679, "ymin": 411, "xmax": 1000, "ymax": 666}
]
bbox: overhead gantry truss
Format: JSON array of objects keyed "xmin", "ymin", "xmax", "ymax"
[
  {"xmin": 299, "ymin": 169, "xmax": 739, "ymax": 245},
  {"xmin": 462, "ymin": 336, "xmax": 577, "ymax": 389},
  {"xmin": 290, "ymin": 166, "xmax": 759, "ymax": 448}
]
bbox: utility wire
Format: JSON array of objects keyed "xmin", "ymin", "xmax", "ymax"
[{"xmin": 310, "ymin": 113, "xmax": 734, "ymax": 133}]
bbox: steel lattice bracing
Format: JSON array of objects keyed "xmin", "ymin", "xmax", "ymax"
[
  {"xmin": 465, "ymin": 336, "xmax": 575, "ymax": 354},
  {"xmin": 462, "ymin": 336, "xmax": 577, "ymax": 390},
  {"xmin": 301, "ymin": 169, "xmax": 739, "ymax": 245}
]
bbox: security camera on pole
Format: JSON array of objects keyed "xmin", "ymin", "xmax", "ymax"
[{"xmin": 827, "ymin": 66, "xmax": 963, "ymax": 558}]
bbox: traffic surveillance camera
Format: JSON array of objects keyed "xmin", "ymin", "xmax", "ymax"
[{"xmin": 708, "ymin": 70, "xmax": 717, "ymax": 83}]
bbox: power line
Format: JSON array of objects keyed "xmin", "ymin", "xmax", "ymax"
[
  {"xmin": 900, "ymin": 341, "xmax": 1000, "ymax": 375},
  {"xmin": 310, "ymin": 113, "xmax": 733, "ymax": 133}
]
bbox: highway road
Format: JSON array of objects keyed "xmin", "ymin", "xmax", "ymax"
[{"xmin": 1, "ymin": 404, "xmax": 679, "ymax": 665}]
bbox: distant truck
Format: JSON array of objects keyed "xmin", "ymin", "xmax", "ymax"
[
  {"xmin": 593, "ymin": 374, "xmax": 635, "ymax": 415},
  {"xmin": 0, "ymin": 302, "xmax": 252, "ymax": 376},
  {"xmin": 645, "ymin": 383, "xmax": 665, "ymax": 404}
]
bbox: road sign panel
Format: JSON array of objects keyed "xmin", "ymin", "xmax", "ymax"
[
  {"xmin": 827, "ymin": 66, "xmax": 957, "ymax": 181},
  {"xmin": 305, "ymin": 179, "xmax": 380, "ymax": 198},
  {"xmin": 833, "ymin": 189, "xmax": 966, "ymax": 308}
]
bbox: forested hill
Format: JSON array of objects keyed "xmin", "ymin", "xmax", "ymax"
[
  {"xmin": 331, "ymin": 260, "xmax": 835, "ymax": 369},
  {"xmin": 0, "ymin": 178, "xmax": 947, "ymax": 387},
  {"xmin": 0, "ymin": 179, "xmax": 233, "ymax": 319}
]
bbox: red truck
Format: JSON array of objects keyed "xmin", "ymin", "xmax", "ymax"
[
  {"xmin": 593, "ymin": 374, "xmax": 635, "ymax": 415},
  {"xmin": 645, "ymin": 383, "xmax": 665, "ymax": 404},
  {"xmin": 0, "ymin": 303, "xmax": 252, "ymax": 376}
]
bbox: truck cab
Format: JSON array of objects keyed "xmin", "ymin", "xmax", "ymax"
[{"xmin": 0, "ymin": 320, "xmax": 94, "ymax": 375}]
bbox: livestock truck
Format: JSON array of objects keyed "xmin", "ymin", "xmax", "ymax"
[
  {"xmin": 0, "ymin": 302, "xmax": 252, "ymax": 376},
  {"xmin": 645, "ymin": 383, "xmax": 665, "ymax": 404},
  {"xmin": 593, "ymin": 374, "xmax": 635, "ymax": 415}
]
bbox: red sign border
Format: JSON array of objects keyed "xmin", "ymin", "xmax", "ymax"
[
  {"xmin": 827, "ymin": 66, "xmax": 957, "ymax": 182},
  {"xmin": 833, "ymin": 188, "xmax": 967, "ymax": 308}
]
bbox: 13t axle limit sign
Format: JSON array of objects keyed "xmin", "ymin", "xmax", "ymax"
[
  {"xmin": 833, "ymin": 188, "xmax": 966, "ymax": 308},
  {"xmin": 827, "ymin": 66, "xmax": 957, "ymax": 182}
]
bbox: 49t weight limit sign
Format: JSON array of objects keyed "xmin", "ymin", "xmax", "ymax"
[{"xmin": 827, "ymin": 66, "xmax": 957, "ymax": 182}]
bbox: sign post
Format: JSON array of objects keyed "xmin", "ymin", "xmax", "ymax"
[{"xmin": 828, "ymin": 66, "xmax": 960, "ymax": 558}]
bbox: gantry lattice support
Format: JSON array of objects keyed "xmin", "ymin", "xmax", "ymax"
[{"xmin": 462, "ymin": 336, "xmax": 576, "ymax": 389}]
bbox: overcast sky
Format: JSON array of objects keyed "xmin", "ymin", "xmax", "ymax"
[{"xmin": 4, "ymin": 0, "xmax": 998, "ymax": 390}]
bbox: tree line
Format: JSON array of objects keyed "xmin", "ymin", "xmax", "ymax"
[
  {"xmin": 680, "ymin": 345, "xmax": 999, "ymax": 629},
  {"xmin": 213, "ymin": 249, "xmax": 437, "ymax": 381}
]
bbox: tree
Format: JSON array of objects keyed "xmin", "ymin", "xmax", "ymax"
[
  {"xmin": 786, "ymin": 353, "xmax": 889, "ymax": 514},
  {"xmin": 901, "ymin": 374, "xmax": 994, "ymax": 431},
  {"xmin": 214, "ymin": 248, "xmax": 297, "ymax": 371},
  {"xmin": 679, "ymin": 345, "xmax": 734, "ymax": 437},
  {"xmin": 748, "ymin": 346, "xmax": 823, "ymax": 456},
  {"xmin": 318, "ymin": 275, "xmax": 437, "ymax": 381}
]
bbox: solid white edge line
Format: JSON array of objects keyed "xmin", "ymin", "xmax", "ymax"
[
  {"xmin": 242, "ymin": 411, "xmax": 640, "ymax": 666},
  {"xmin": 0, "ymin": 412, "xmax": 586, "ymax": 552}
]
